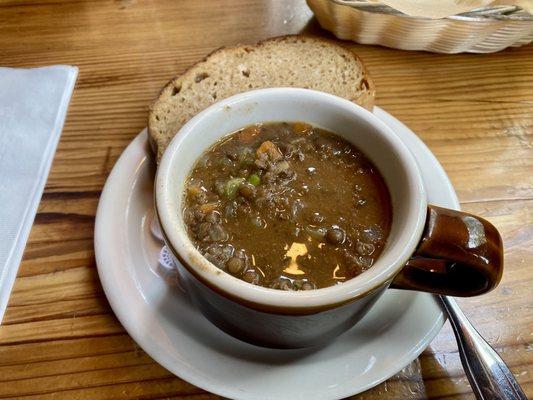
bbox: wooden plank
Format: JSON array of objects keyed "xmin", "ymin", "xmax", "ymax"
[
  {"xmin": 8, "ymin": 267, "xmax": 102, "ymax": 307},
  {"xmin": 0, "ymin": 315, "xmax": 124, "ymax": 345},
  {"xmin": 0, "ymin": 336, "xmax": 135, "ymax": 366}
]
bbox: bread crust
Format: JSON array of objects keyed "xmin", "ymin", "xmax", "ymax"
[{"xmin": 148, "ymin": 35, "xmax": 375, "ymax": 162}]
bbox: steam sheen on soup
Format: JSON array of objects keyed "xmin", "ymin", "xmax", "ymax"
[{"xmin": 182, "ymin": 122, "xmax": 392, "ymax": 290}]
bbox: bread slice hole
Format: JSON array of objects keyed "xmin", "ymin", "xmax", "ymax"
[
  {"xmin": 241, "ymin": 69, "xmax": 250, "ymax": 77},
  {"xmin": 171, "ymin": 85, "xmax": 181, "ymax": 96},
  {"xmin": 195, "ymin": 72, "xmax": 209, "ymax": 83}
]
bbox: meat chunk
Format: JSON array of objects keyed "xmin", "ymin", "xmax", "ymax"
[{"xmin": 255, "ymin": 141, "xmax": 283, "ymax": 169}]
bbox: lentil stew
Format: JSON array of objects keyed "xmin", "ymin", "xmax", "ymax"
[{"xmin": 183, "ymin": 122, "xmax": 392, "ymax": 290}]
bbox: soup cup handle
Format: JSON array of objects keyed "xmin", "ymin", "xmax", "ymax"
[{"xmin": 390, "ymin": 205, "xmax": 504, "ymax": 297}]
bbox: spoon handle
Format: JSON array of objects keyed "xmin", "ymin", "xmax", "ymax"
[{"xmin": 439, "ymin": 296, "xmax": 527, "ymax": 400}]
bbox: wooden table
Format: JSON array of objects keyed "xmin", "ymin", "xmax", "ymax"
[{"xmin": 1, "ymin": 0, "xmax": 531, "ymax": 398}]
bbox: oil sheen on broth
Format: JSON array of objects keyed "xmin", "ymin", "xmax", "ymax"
[{"xmin": 183, "ymin": 122, "xmax": 392, "ymax": 290}]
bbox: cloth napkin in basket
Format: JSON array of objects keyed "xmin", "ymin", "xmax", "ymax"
[{"xmin": 0, "ymin": 65, "xmax": 78, "ymax": 323}]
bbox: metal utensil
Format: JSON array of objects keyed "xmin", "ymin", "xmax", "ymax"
[{"xmin": 439, "ymin": 295, "xmax": 527, "ymax": 400}]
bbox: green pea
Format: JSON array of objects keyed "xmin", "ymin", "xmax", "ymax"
[{"xmin": 248, "ymin": 173, "xmax": 260, "ymax": 186}]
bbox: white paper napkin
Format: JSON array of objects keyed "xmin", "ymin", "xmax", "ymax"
[{"xmin": 0, "ymin": 65, "xmax": 78, "ymax": 323}]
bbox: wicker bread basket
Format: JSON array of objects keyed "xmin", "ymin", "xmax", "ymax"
[{"xmin": 307, "ymin": 0, "xmax": 533, "ymax": 53}]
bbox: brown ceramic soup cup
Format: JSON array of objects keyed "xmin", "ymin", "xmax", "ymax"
[{"xmin": 155, "ymin": 88, "xmax": 503, "ymax": 348}]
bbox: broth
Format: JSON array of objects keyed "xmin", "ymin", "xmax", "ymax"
[{"xmin": 182, "ymin": 122, "xmax": 392, "ymax": 290}]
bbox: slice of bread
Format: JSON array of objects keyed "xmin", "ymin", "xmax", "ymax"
[{"xmin": 148, "ymin": 35, "xmax": 375, "ymax": 162}]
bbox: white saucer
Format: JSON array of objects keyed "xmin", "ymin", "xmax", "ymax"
[{"xmin": 95, "ymin": 107, "xmax": 460, "ymax": 400}]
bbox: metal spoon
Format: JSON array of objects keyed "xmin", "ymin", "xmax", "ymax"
[{"xmin": 439, "ymin": 295, "xmax": 527, "ymax": 400}]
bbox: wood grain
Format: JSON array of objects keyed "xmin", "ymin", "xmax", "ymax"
[{"xmin": 0, "ymin": 0, "xmax": 531, "ymax": 398}]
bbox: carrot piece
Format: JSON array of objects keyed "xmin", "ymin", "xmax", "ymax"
[{"xmin": 256, "ymin": 140, "xmax": 282, "ymax": 161}]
